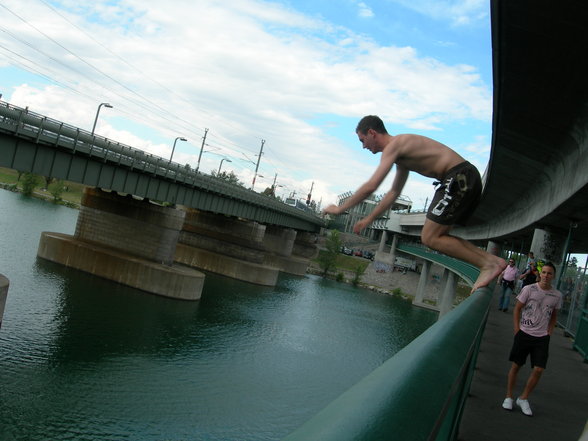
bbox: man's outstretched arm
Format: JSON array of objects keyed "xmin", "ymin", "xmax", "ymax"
[
  {"xmin": 323, "ymin": 143, "xmax": 399, "ymax": 216},
  {"xmin": 353, "ymin": 166, "xmax": 409, "ymax": 233}
]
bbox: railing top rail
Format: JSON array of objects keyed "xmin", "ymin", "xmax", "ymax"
[{"xmin": 282, "ymin": 286, "xmax": 492, "ymax": 441}]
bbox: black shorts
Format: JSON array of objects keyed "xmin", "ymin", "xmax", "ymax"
[
  {"xmin": 509, "ymin": 330, "xmax": 551, "ymax": 369},
  {"xmin": 426, "ymin": 161, "xmax": 482, "ymax": 226}
]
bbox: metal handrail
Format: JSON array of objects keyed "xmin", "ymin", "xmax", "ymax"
[{"xmin": 282, "ymin": 286, "xmax": 491, "ymax": 441}]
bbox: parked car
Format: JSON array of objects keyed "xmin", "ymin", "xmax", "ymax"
[
  {"xmin": 362, "ymin": 250, "xmax": 374, "ymax": 260},
  {"xmin": 341, "ymin": 246, "xmax": 353, "ymax": 255}
]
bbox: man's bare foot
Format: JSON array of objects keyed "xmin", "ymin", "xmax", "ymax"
[{"xmin": 471, "ymin": 257, "xmax": 507, "ymax": 293}]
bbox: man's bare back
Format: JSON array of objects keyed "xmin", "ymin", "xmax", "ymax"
[{"xmin": 384, "ymin": 134, "xmax": 465, "ymax": 180}]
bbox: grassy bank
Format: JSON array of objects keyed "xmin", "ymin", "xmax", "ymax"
[{"xmin": 0, "ymin": 167, "xmax": 86, "ymax": 208}]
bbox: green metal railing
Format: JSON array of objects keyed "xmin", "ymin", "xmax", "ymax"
[
  {"xmin": 282, "ymin": 286, "xmax": 491, "ymax": 441},
  {"xmin": 397, "ymin": 243, "xmax": 480, "ymax": 286},
  {"xmin": 573, "ymin": 309, "xmax": 588, "ymax": 362}
]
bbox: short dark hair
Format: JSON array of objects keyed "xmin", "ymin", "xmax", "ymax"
[
  {"xmin": 543, "ymin": 261, "xmax": 556, "ymax": 276},
  {"xmin": 356, "ymin": 115, "xmax": 388, "ymax": 135}
]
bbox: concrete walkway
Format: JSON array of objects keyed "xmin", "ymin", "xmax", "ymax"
[{"xmin": 458, "ymin": 286, "xmax": 588, "ymax": 441}]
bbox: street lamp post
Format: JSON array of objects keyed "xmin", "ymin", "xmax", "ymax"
[
  {"xmin": 91, "ymin": 102, "xmax": 113, "ymax": 136},
  {"xmin": 170, "ymin": 137, "xmax": 187, "ymax": 162},
  {"xmin": 218, "ymin": 158, "xmax": 232, "ymax": 174}
]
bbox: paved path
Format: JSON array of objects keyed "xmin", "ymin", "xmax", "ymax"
[{"xmin": 458, "ymin": 286, "xmax": 588, "ymax": 441}]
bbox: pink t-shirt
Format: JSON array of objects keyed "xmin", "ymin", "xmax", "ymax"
[
  {"xmin": 517, "ymin": 283, "xmax": 562, "ymax": 337},
  {"xmin": 501, "ymin": 264, "xmax": 519, "ymax": 282}
]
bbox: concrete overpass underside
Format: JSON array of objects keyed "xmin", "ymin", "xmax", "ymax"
[{"xmin": 455, "ymin": 0, "xmax": 588, "ymax": 253}]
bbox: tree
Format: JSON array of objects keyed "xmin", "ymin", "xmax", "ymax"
[
  {"xmin": 48, "ymin": 179, "xmax": 66, "ymax": 202},
  {"xmin": 317, "ymin": 229, "xmax": 342, "ymax": 276},
  {"xmin": 261, "ymin": 186, "xmax": 277, "ymax": 197},
  {"xmin": 21, "ymin": 172, "xmax": 39, "ymax": 196},
  {"xmin": 210, "ymin": 169, "xmax": 245, "ymax": 187}
]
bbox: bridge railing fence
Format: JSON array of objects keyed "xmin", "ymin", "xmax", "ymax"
[{"xmin": 282, "ymin": 286, "xmax": 492, "ymax": 441}]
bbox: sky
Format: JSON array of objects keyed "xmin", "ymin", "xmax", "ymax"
[{"xmin": 0, "ymin": 0, "xmax": 493, "ymax": 210}]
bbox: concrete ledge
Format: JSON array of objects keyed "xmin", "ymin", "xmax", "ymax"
[
  {"xmin": 37, "ymin": 232, "xmax": 205, "ymax": 300},
  {"xmin": 412, "ymin": 301, "xmax": 440, "ymax": 312},
  {"xmin": 264, "ymin": 254, "xmax": 309, "ymax": 276},
  {"xmin": 0, "ymin": 274, "xmax": 8, "ymax": 328},
  {"xmin": 175, "ymin": 243, "xmax": 279, "ymax": 286}
]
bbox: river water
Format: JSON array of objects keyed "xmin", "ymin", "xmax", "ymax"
[{"xmin": 0, "ymin": 189, "xmax": 436, "ymax": 441}]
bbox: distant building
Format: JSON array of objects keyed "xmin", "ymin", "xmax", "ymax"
[{"xmin": 333, "ymin": 191, "xmax": 412, "ymax": 239}]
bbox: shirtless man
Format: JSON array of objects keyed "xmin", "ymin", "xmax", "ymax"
[{"xmin": 323, "ymin": 115, "xmax": 506, "ymax": 291}]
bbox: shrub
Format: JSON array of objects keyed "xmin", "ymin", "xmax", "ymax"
[
  {"xmin": 352, "ymin": 263, "xmax": 367, "ymax": 286},
  {"xmin": 21, "ymin": 173, "xmax": 39, "ymax": 196}
]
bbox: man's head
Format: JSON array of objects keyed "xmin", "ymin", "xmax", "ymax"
[
  {"xmin": 508, "ymin": 258, "xmax": 515, "ymax": 266},
  {"xmin": 539, "ymin": 262, "xmax": 556, "ymax": 287},
  {"xmin": 356, "ymin": 115, "xmax": 389, "ymax": 154},
  {"xmin": 528, "ymin": 251, "xmax": 534, "ymax": 258},
  {"xmin": 356, "ymin": 115, "xmax": 388, "ymax": 135}
]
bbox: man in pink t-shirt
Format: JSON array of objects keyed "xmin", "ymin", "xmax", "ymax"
[
  {"xmin": 501, "ymin": 262, "xmax": 562, "ymax": 416},
  {"xmin": 497, "ymin": 258, "xmax": 520, "ymax": 312}
]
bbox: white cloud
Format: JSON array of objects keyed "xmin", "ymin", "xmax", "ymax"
[
  {"xmin": 387, "ymin": 0, "xmax": 488, "ymax": 27},
  {"xmin": 0, "ymin": 0, "xmax": 491, "ymax": 207},
  {"xmin": 357, "ymin": 2, "xmax": 375, "ymax": 18}
]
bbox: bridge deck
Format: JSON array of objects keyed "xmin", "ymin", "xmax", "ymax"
[{"xmin": 458, "ymin": 286, "xmax": 588, "ymax": 441}]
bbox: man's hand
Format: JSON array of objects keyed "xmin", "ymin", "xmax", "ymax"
[
  {"xmin": 322, "ymin": 204, "xmax": 342, "ymax": 215},
  {"xmin": 353, "ymin": 218, "xmax": 370, "ymax": 234}
]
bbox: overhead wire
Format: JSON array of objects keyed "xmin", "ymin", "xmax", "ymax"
[{"xmin": 0, "ymin": 0, "xmax": 281, "ymax": 178}]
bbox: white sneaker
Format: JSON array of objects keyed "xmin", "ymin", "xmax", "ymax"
[
  {"xmin": 502, "ymin": 397, "xmax": 514, "ymax": 410},
  {"xmin": 516, "ymin": 397, "xmax": 533, "ymax": 416}
]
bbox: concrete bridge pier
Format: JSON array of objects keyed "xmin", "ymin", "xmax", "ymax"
[
  {"xmin": 438, "ymin": 271, "xmax": 458, "ymax": 318},
  {"xmin": 37, "ymin": 188, "xmax": 205, "ymax": 300},
  {"xmin": 262, "ymin": 226, "xmax": 310, "ymax": 276},
  {"xmin": 292, "ymin": 231, "xmax": 319, "ymax": 261},
  {"xmin": 530, "ymin": 227, "xmax": 565, "ymax": 266},
  {"xmin": 175, "ymin": 209, "xmax": 280, "ymax": 285},
  {"xmin": 374, "ymin": 233, "xmax": 397, "ymax": 267},
  {"xmin": 414, "ymin": 260, "xmax": 431, "ymax": 305}
]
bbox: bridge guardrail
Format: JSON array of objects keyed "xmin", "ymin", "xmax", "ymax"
[{"xmin": 282, "ymin": 286, "xmax": 491, "ymax": 441}]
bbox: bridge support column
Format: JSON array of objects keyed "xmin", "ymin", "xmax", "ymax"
[
  {"xmin": 37, "ymin": 188, "xmax": 205, "ymax": 300},
  {"xmin": 378, "ymin": 231, "xmax": 388, "ymax": 252},
  {"xmin": 389, "ymin": 234, "xmax": 398, "ymax": 263},
  {"xmin": 292, "ymin": 231, "xmax": 319, "ymax": 260},
  {"xmin": 530, "ymin": 228, "xmax": 565, "ymax": 266},
  {"xmin": 0, "ymin": 274, "xmax": 8, "ymax": 329},
  {"xmin": 414, "ymin": 260, "xmax": 431, "ymax": 304},
  {"xmin": 486, "ymin": 240, "xmax": 502, "ymax": 257},
  {"xmin": 175, "ymin": 209, "xmax": 280, "ymax": 286},
  {"xmin": 263, "ymin": 226, "xmax": 309, "ymax": 276},
  {"xmin": 438, "ymin": 271, "xmax": 457, "ymax": 318}
]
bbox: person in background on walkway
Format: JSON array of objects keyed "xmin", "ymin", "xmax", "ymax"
[
  {"xmin": 322, "ymin": 115, "xmax": 506, "ymax": 292},
  {"xmin": 497, "ymin": 258, "xmax": 519, "ymax": 312},
  {"xmin": 501, "ymin": 262, "xmax": 562, "ymax": 416},
  {"xmin": 520, "ymin": 263, "xmax": 538, "ymax": 290},
  {"xmin": 526, "ymin": 251, "xmax": 536, "ymax": 268}
]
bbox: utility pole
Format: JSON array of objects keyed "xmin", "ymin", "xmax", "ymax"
[
  {"xmin": 196, "ymin": 128, "xmax": 209, "ymax": 173},
  {"xmin": 306, "ymin": 181, "xmax": 314, "ymax": 205},
  {"xmin": 251, "ymin": 139, "xmax": 265, "ymax": 190}
]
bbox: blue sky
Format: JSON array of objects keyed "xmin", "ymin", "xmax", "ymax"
[{"xmin": 0, "ymin": 0, "xmax": 493, "ymax": 208}]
